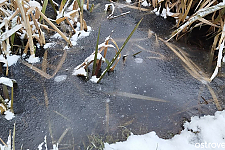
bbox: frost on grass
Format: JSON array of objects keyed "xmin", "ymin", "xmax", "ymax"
[{"xmin": 104, "ymin": 110, "xmax": 225, "ymax": 150}]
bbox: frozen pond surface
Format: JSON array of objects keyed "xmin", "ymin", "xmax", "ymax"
[{"xmin": 0, "ymin": 0, "xmax": 224, "ymax": 149}]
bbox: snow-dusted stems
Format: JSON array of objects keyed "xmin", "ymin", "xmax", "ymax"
[
  {"xmin": 56, "ymin": 0, "xmax": 87, "ymax": 32},
  {"xmin": 0, "ymin": 77, "xmax": 15, "ymax": 114},
  {"xmin": 168, "ymin": 2, "xmax": 225, "ymax": 41},
  {"xmin": 15, "ymin": 0, "xmax": 35, "ymax": 56},
  {"xmin": 166, "ymin": 1, "xmax": 225, "ymax": 81},
  {"xmin": 97, "ymin": 18, "xmax": 143, "ymax": 83},
  {"xmin": 210, "ymin": 20, "xmax": 225, "ymax": 81},
  {"xmin": 0, "ymin": 123, "xmax": 16, "ymax": 149},
  {"xmin": 35, "ymin": 8, "xmax": 72, "ymax": 46}
]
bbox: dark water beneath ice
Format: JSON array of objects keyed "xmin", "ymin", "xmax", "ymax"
[{"xmin": 0, "ymin": 0, "xmax": 224, "ymax": 149}]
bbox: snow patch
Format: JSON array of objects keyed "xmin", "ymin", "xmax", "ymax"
[
  {"xmin": 54, "ymin": 75, "xmax": 67, "ymax": 82},
  {"xmin": 134, "ymin": 58, "xmax": 143, "ymax": 63},
  {"xmin": 4, "ymin": 110, "xmax": 15, "ymax": 120},
  {"xmin": 126, "ymin": 0, "xmax": 131, "ymax": 3},
  {"xmin": 26, "ymin": 54, "xmax": 40, "ymax": 63},
  {"xmin": 44, "ymin": 43, "xmax": 55, "ymax": 49},
  {"xmin": 142, "ymin": 0, "xmax": 150, "ymax": 7},
  {"xmin": 5, "ymin": 55, "xmax": 20, "ymax": 67},
  {"xmin": 73, "ymin": 67, "xmax": 87, "ymax": 76},
  {"xmin": 0, "ymin": 77, "xmax": 13, "ymax": 87},
  {"xmin": 90, "ymin": 76, "xmax": 99, "ymax": 83},
  {"xmin": 104, "ymin": 110, "xmax": 225, "ymax": 150},
  {"xmin": 29, "ymin": 1, "xmax": 42, "ymax": 11}
]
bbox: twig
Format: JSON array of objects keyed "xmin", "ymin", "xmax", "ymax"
[{"xmin": 108, "ymin": 11, "xmax": 130, "ymax": 20}]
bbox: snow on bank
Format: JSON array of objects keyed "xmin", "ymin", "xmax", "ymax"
[{"xmin": 105, "ymin": 110, "xmax": 225, "ymax": 150}]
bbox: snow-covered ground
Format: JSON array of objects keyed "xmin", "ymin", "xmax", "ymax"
[{"xmin": 104, "ymin": 110, "xmax": 225, "ymax": 150}]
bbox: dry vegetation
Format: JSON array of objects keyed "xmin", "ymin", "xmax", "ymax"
[
  {"xmin": 0, "ymin": 0, "xmax": 90, "ymax": 115},
  {"xmin": 141, "ymin": 0, "xmax": 225, "ymax": 80}
]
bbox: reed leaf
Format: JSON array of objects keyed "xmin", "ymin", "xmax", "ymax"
[
  {"xmin": 97, "ymin": 18, "xmax": 143, "ymax": 83},
  {"xmin": 92, "ymin": 26, "xmax": 100, "ymax": 76},
  {"xmin": 49, "ymin": 0, "xmax": 57, "ymax": 14},
  {"xmin": 39, "ymin": 0, "xmax": 48, "ymax": 22}
]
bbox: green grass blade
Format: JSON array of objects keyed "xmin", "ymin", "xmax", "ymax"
[
  {"xmin": 49, "ymin": 0, "xmax": 57, "ymax": 14},
  {"xmin": 39, "ymin": 0, "xmax": 49, "ymax": 22},
  {"xmin": 104, "ymin": 58, "xmax": 110, "ymax": 65},
  {"xmin": 92, "ymin": 26, "xmax": 101, "ymax": 76},
  {"xmin": 76, "ymin": 0, "xmax": 81, "ymax": 9},
  {"xmin": 97, "ymin": 18, "xmax": 143, "ymax": 83}
]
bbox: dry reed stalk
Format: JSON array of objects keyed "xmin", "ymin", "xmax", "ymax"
[
  {"xmin": 42, "ymin": 50, "xmax": 48, "ymax": 72},
  {"xmin": 57, "ymin": 128, "xmax": 69, "ymax": 144},
  {"xmin": 53, "ymin": 110, "xmax": 71, "ymax": 121},
  {"xmin": 36, "ymin": 8, "xmax": 72, "ymax": 46},
  {"xmin": 160, "ymin": 38, "xmax": 210, "ymax": 83},
  {"xmin": 111, "ymin": 91, "xmax": 167, "ymax": 102},
  {"xmin": 15, "ymin": 0, "xmax": 35, "ymax": 55},
  {"xmin": 105, "ymin": 100, "xmax": 109, "ymax": 133},
  {"xmin": 22, "ymin": 50, "xmax": 67, "ymax": 79},
  {"xmin": 43, "ymin": 86, "xmax": 49, "ymax": 107},
  {"xmin": 210, "ymin": 21, "xmax": 225, "ymax": 81},
  {"xmin": 160, "ymin": 37, "xmax": 222, "ymax": 110},
  {"xmin": 87, "ymin": 0, "xmax": 89, "ymax": 10},
  {"xmin": 206, "ymin": 84, "xmax": 222, "ymax": 111},
  {"xmin": 65, "ymin": 17, "xmax": 76, "ymax": 33},
  {"xmin": 30, "ymin": 13, "xmax": 45, "ymax": 46}
]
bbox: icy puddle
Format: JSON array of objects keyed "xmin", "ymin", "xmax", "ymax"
[{"xmin": 0, "ymin": 0, "xmax": 224, "ymax": 149}]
